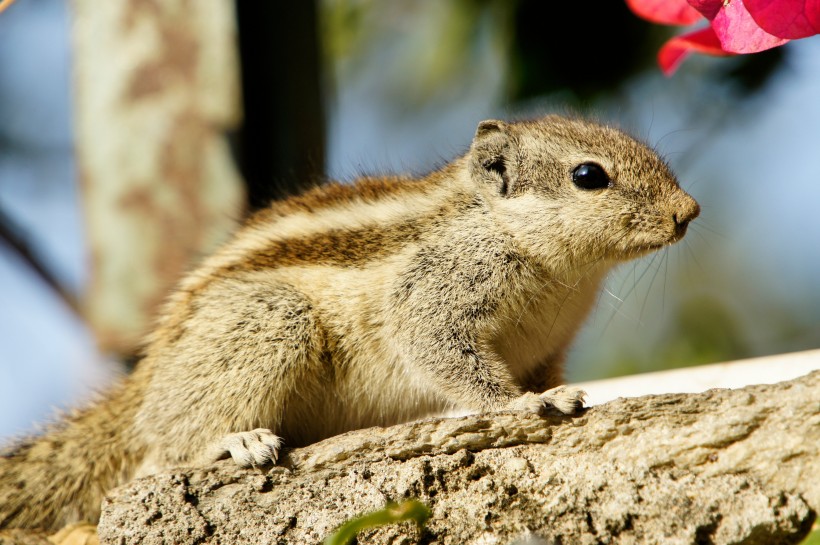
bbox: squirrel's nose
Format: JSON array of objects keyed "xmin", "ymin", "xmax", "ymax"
[{"xmin": 672, "ymin": 195, "xmax": 700, "ymax": 237}]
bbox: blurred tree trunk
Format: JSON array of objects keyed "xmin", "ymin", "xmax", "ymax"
[
  {"xmin": 71, "ymin": 0, "xmax": 245, "ymax": 356},
  {"xmin": 234, "ymin": 0, "xmax": 327, "ymax": 209}
]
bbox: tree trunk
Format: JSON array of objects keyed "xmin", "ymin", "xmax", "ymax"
[{"xmin": 71, "ymin": 0, "xmax": 245, "ymax": 355}]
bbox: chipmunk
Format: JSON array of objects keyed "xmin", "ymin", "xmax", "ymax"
[{"xmin": 0, "ymin": 115, "xmax": 699, "ymax": 530}]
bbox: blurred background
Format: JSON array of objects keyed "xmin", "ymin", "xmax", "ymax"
[{"xmin": 1, "ymin": 0, "xmax": 818, "ymax": 441}]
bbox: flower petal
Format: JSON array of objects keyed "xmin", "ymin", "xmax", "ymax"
[
  {"xmin": 658, "ymin": 25, "xmax": 729, "ymax": 75},
  {"xmin": 711, "ymin": 0, "xmax": 790, "ymax": 52},
  {"xmin": 686, "ymin": 0, "xmax": 724, "ymax": 20},
  {"xmin": 626, "ymin": 0, "xmax": 703, "ymax": 25},
  {"xmin": 745, "ymin": 0, "xmax": 820, "ymax": 39}
]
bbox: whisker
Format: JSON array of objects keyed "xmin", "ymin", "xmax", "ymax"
[
  {"xmin": 603, "ymin": 288, "xmax": 624, "ymax": 304},
  {"xmin": 682, "ymin": 239, "xmax": 705, "ymax": 275},
  {"xmin": 602, "ymin": 294, "xmax": 643, "ymax": 326},
  {"xmin": 623, "ymin": 251, "xmax": 661, "ymax": 310},
  {"xmin": 510, "ymin": 223, "xmax": 634, "ymax": 332},
  {"xmin": 655, "ymin": 127, "xmax": 697, "ymax": 154},
  {"xmin": 639, "ymin": 250, "xmax": 664, "ymax": 323},
  {"xmin": 689, "ymin": 222, "xmax": 727, "ymax": 241},
  {"xmin": 661, "ymin": 248, "xmax": 670, "ymax": 313},
  {"xmin": 599, "ymin": 249, "xmax": 659, "ymax": 334}
]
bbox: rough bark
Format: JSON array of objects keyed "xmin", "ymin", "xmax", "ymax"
[{"xmin": 98, "ymin": 371, "xmax": 819, "ymax": 544}]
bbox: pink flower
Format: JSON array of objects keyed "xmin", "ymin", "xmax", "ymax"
[{"xmin": 626, "ymin": 0, "xmax": 820, "ymax": 74}]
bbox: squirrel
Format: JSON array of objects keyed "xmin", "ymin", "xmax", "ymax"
[{"xmin": 0, "ymin": 115, "xmax": 699, "ymax": 531}]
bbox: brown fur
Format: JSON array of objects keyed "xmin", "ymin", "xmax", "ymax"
[
  {"xmin": 229, "ymin": 217, "xmax": 425, "ymax": 270},
  {"xmin": 250, "ymin": 173, "xmax": 439, "ymax": 219},
  {"xmin": 0, "ymin": 115, "xmax": 699, "ymax": 530}
]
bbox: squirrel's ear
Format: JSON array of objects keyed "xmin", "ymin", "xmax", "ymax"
[
  {"xmin": 470, "ymin": 119, "xmax": 517, "ymax": 196},
  {"xmin": 475, "ymin": 119, "xmax": 506, "ymax": 138}
]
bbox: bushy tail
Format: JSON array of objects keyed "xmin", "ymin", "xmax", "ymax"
[{"xmin": 0, "ymin": 383, "xmax": 141, "ymax": 531}]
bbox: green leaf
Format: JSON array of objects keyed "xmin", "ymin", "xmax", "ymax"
[{"xmin": 323, "ymin": 500, "xmax": 431, "ymax": 545}]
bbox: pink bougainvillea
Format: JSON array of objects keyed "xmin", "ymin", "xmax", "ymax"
[
  {"xmin": 745, "ymin": 0, "xmax": 820, "ymax": 38},
  {"xmin": 626, "ymin": 0, "xmax": 820, "ymax": 74}
]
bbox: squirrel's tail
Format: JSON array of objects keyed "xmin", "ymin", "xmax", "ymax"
[{"xmin": 0, "ymin": 382, "xmax": 141, "ymax": 531}]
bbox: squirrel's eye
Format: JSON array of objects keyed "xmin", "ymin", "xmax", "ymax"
[{"xmin": 572, "ymin": 163, "xmax": 611, "ymax": 190}]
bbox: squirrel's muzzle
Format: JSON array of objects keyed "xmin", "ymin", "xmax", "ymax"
[{"xmin": 672, "ymin": 193, "xmax": 700, "ymax": 240}]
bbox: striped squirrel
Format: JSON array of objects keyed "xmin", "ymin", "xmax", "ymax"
[{"xmin": 0, "ymin": 115, "xmax": 699, "ymax": 530}]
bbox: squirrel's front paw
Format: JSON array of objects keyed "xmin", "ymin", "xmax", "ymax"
[
  {"xmin": 206, "ymin": 428, "xmax": 283, "ymax": 468},
  {"xmin": 506, "ymin": 385, "xmax": 586, "ymax": 416}
]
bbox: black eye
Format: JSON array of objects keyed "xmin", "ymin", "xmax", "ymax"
[{"xmin": 572, "ymin": 163, "xmax": 611, "ymax": 190}]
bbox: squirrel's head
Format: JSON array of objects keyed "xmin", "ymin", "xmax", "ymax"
[{"xmin": 468, "ymin": 115, "xmax": 700, "ymax": 269}]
